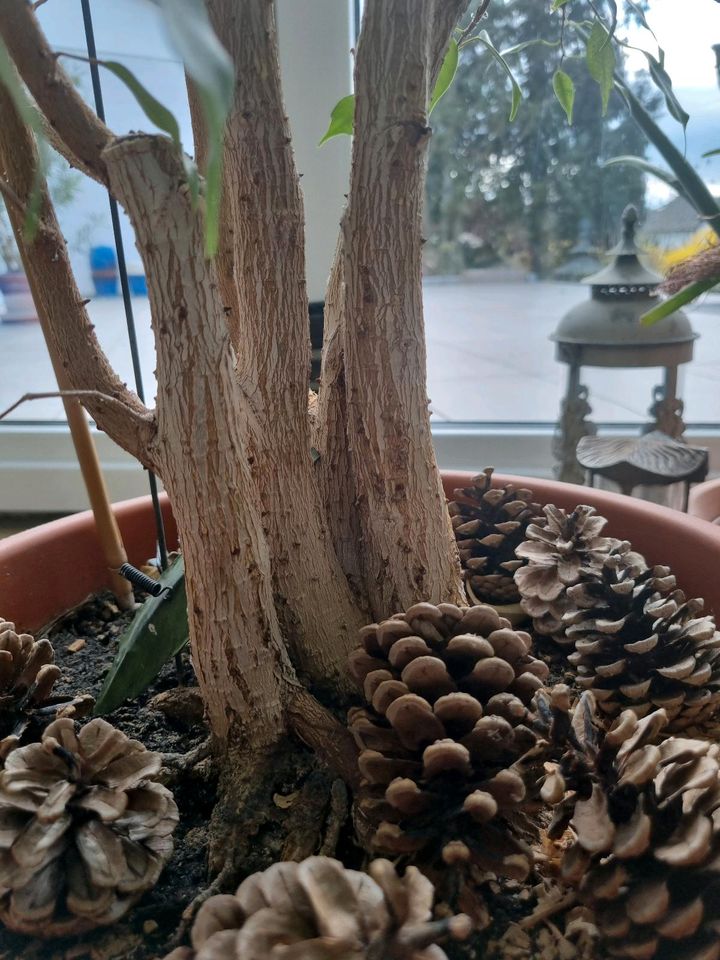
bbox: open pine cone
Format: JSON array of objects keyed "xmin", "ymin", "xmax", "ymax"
[
  {"xmin": 448, "ymin": 467, "xmax": 542, "ymax": 605},
  {"xmin": 563, "ymin": 553, "xmax": 720, "ymax": 729},
  {"xmin": 514, "ymin": 505, "xmax": 626, "ymax": 640},
  {"xmin": 348, "ymin": 602, "xmax": 549, "ymax": 884},
  {"xmin": 0, "ymin": 620, "xmax": 91, "ymax": 759},
  {"xmin": 0, "ymin": 716, "xmax": 178, "ymax": 937},
  {"xmin": 164, "ymin": 856, "xmax": 472, "ymax": 960},
  {"xmin": 536, "ymin": 687, "xmax": 720, "ymax": 960}
]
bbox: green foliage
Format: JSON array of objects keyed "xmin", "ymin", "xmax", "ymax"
[
  {"xmin": 425, "ymin": 0, "xmax": 655, "ymax": 276},
  {"xmin": 101, "ymin": 62, "xmax": 181, "ymax": 148},
  {"xmin": 319, "ymin": 95, "xmax": 355, "ymax": 145},
  {"xmin": 643, "ymin": 51, "xmax": 689, "ymax": 132},
  {"xmin": 430, "ymin": 40, "xmax": 459, "ymax": 112},
  {"xmin": 319, "ymin": 39, "xmax": 463, "ymax": 144},
  {"xmin": 586, "ymin": 21, "xmax": 616, "ymax": 115},
  {"xmin": 94, "ymin": 558, "xmax": 188, "ymax": 715},
  {"xmin": 475, "ymin": 31, "xmax": 522, "ymax": 121},
  {"xmin": 157, "ymin": 0, "xmax": 234, "ymax": 256},
  {"xmin": 603, "ymin": 155, "xmax": 686, "ymax": 199},
  {"xmin": 552, "ymin": 69, "xmax": 575, "ymax": 123},
  {"xmin": 0, "ymin": 36, "xmax": 47, "ymax": 242},
  {"xmin": 642, "ymin": 280, "xmax": 718, "ymax": 327}
]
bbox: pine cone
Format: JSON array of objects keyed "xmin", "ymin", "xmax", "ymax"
[
  {"xmin": 448, "ymin": 467, "xmax": 542, "ymax": 605},
  {"xmin": 348, "ymin": 602, "xmax": 549, "ymax": 882},
  {"xmin": 163, "ymin": 857, "xmax": 472, "ymax": 960},
  {"xmin": 514, "ymin": 505, "xmax": 626, "ymax": 640},
  {"xmin": 0, "ymin": 716, "xmax": 178, "ymax": 937},
  {"xmin": 0, "ymin": 620, "xmax": 92, "ymax": 759},
  {"xmin": 536, "ymin": 688, "xmax": 720, "ymax": 960},
  {"xmin": 563, "ymin": 554, "xmax": 720, "ymax": 729}
]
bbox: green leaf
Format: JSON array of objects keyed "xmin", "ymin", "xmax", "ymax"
[
  {"xmin": 319, "ymin": 94, "xmax": 355, "ymax": 145},
  {"xmin": 603, "ymin": 155, "xmax": 684, "ymax": 196},
  {"xmin": 0, "ymin": 36, "xmax": 47, "ymax": 241},
  {"xmin": 476, "ymin": 31, "xmax": 522, "ymax": 121},
  {"xmin": 101, "ymin": 61, "xmax": 181, "ymax": 148},
  {"xmin": 553, "ymin": 68, "xmax": 575, "ymax": 124},
  {"xmin": 551, "ymin": 0, "xmax": 570, "ymax": 9},
  {"xmin": 430, "ymin": 39, "xmax": 459, "ymax": 113},
  {"xmin": 702, "ymin": 148, "xmax": 720, "ymax": 159},
  {"xmin": 586, "ymin": 21, "xmax": 616, "ymax": 115},
  {"xmin": 645, "ymin": 51, "xmax": 689, "ymax": 131},
  {"xmin": 320, "ymin": 41, "xmax": 459, "ymax": 146},
  {"xmin": 641, "ymin": 279, "xmax": 718, "ymax": 326},
  {"xmin": 157, "ymin": 0, "xmax": 235, "ymax": 257},
  {"xmin": 94, "ymin": 558, "xmax": 189, "ymax": 715},
  {"xmin": 500, "ymin": 38, "xmax": 562, "ymax": 58}
]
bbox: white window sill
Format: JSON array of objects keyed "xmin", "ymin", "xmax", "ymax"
[{"xmin": 1, "ymin": 422, "xmax": 718, "ymax": 513}]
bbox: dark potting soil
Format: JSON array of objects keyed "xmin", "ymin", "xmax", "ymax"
[{"xmin": 0, "ymin": 592, "xmax": 215, "ymax": 960}]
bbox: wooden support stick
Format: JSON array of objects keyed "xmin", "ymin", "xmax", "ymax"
[{"xmin": 43, "ymin": 356, "xmax": 136, "ymax": 611}]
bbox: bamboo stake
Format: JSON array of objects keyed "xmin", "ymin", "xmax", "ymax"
[{"xmin": 40, "ymin": 346, "xmax": 136, "ymax": 611}]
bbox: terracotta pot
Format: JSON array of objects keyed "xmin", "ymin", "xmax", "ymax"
[
  {"xmin": 689, "ymin": 478, "xmax": 720, "ymax": 525},
  {"xmin": 2, "ymin": 474, "xmax": 720, "ymax": 632},
  {"xmin": 0, "ymin": 494, "xmax": 178, "ymax": 632}
]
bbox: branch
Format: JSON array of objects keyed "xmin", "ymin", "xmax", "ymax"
[
  {"xmin": 0, "ymin": 178, "xmax": 26, "ymax": 216},
  {"xmin": 0, "ymin": 84, "xmax": 157, "ymax": 468},
  {"xmin": 0, "ymin": 0, "xmax": 112, "ymax": 186},
  {"xmin": 457, "ymin": 0, "xmax": 491, "ymax": 47},
  {"xmin": 0, "ymin": 390, "xmax": 144, "ymax": 423}
]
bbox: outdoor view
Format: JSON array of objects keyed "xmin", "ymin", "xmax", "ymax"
[{"xmin": 1, "ymin": 0, "xmax": 718, "ymax": 428}]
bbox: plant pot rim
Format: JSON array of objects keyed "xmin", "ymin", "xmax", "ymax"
[{"xmin": 2, "ymin": 474, "xmax": 720, "ymax": 632}]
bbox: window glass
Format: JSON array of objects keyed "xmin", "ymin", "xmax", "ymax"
[{"xmin": 424, "ymin": 0, "xmax": 720, "ymax": 426}]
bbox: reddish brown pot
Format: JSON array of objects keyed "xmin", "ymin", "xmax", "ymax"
[
  {"xmin": 2, "ymin": 474, "xmax": 720, "ymax": 631},
  {"xmin": 0, "ymin": 495, "xmax": 178, "ymax": 632}
]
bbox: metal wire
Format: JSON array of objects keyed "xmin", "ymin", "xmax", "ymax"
[{"xmin": 80, "ymin": 0, "xmax": 169, "ymax": 571}]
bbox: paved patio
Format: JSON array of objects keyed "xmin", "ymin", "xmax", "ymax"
[{"xmin": 1, "ymin": 280, "xmax": 719, "ymax": 425}]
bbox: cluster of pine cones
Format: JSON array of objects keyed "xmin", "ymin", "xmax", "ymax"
[
  {"xmin": 0, "ymin": 619, "xmax": 178, "ymax": 937},
  {"xmin": 333, "ymin": 470, "xmax": 720, "ymax": 958}
]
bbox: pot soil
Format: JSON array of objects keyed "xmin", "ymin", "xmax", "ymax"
[{"xmin": 1, "ymin": 474, "xmax": 720, "ymax": 959}]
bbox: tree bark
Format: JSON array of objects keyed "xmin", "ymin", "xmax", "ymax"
[
  {"xmin": 0, "ymin": 0, "xmax": 111, "ymax": 186},
  {"xmin": 313, "ymin": 241, "xmax": 366, "ymax": 606},
  {"xmin": 200, "ymin": 0, "xmax": 366, "ymax": 686},
  {"xmin": 337, "ymin": 0, "xmax": 469, "ymax": 618},
  {"xmin": 103, "ymin": 135, "xmax": 292, "ymax": 744}
]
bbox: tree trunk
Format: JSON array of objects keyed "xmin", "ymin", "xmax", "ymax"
[
  {"xmin": 336, "ymin": 0, "xmax": 468, "ymax": 618},
  {"xmin": 313, "ymin": 241, "xmax": 366, "ymax": 606},
  {"xmin": 199, "ymin": 0, "xmax": 366, "ymax": 687},
  {"xmin": 103, "ymin": 135, "xmax": 291, "ymax": 745}
]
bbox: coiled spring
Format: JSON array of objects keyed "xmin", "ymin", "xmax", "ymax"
[{"xmin": 118, "ymin": 563, "xmax": 171, "ymax": 598}]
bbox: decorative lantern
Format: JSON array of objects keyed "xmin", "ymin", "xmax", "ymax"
[{"xmin": 551, "ymin": 204, "xmax": 697, "ymax": 483}]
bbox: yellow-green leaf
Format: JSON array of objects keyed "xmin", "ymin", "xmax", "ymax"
[
  {"xmin": 642, "ymin": 279, "xmax": 718, "ymax": 326},
  {"xmin": 430, "ymin": 39, "xmax": 459, "ymax": 113},
  {"xmin": 553, "ymin": 68, "xmax": 575, "ymax": 124},
  {"xmin": 476, "ymin": 31, "xmax": 522, "ymax": 121},
  {"xmin": 586, "ymin": 21, "xmax": 616, "ymax": 115},
  {"xmin": 319, "ymin": 94, "xmax": 355, "ymax": 145}
]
